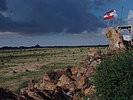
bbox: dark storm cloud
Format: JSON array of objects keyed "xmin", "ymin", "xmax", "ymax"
[
  {"xmin": 0, "ymin": 0, "xmax": 121, "ymax": 35},
  {"xmin": 0, "ymin": 0, "xmax": 7, "ymax": 10}
]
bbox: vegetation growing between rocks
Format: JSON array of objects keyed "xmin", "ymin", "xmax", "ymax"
[
  {"xmin": 16, "ymin": 80, "xmax": 29, "ymax": 94},
  {"xmin": 94, "ymin": 50, "xmax": 133, "ymax": 100},
  {"xmin": 16, "ymin": 79, "xmax": 39, "ymax": 94}
]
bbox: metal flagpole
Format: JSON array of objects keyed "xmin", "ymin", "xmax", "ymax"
[
  {"xmin": 113, "ymin": 18, "xmax": 114, "ymax": 28},
  {"xmin": 113, "ymin": 17, "xmax": 115, "ymax": 28},
  {"xmin": 113, "ymin": 9, "xmax": 117, "ymax": 28},
  {"xmin": 108, "ymin": 20, "xmax": 110, "ymax": 27}
]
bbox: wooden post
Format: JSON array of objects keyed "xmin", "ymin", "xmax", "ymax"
[{"xmin": 130, "ymin": 27, "xmax": 133, "ymax": 45}]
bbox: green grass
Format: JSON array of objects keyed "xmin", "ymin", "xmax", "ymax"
[{"xmin": 40, "ymin": 62, "xmax": 71, "ymax": 71}]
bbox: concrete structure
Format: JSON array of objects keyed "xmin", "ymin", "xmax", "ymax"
[{"xmin": 117, "ymin": 25, "xmax": 133, "ymax": 46}]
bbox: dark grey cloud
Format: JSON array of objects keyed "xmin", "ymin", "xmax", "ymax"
[
  {"xmin": 0, "ymin": 0, "xmax": 7, "ymax": 10},
  {"xmin": 0, "ymin": 0, "xmax": 121, "ymax": 36}
]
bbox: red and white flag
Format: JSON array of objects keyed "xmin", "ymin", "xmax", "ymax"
[{"xmin": 103, "ymin": 9, "xmax": 117, "ymax": 20}]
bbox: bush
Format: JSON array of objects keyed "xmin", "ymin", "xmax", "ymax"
[
  {"xmin": 15, "ymin": 79, "xmax": 40, "ymax": 94},
  {"xmin": 16, "ymin": 80, "xmax": 29, "ymax": 94},
  {"xmin": 94, "ymin": 51, "xmax": 133, "ymax": 100}
]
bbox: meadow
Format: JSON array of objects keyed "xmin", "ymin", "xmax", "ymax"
[{"xmin": 0, "ymin": 47, "xmax": 105, "ymax": 92}]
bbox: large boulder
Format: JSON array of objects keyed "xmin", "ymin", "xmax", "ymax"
[
  {"xmin": 84, "ymin": 67, "xmax": 95, "ymax": 78},
  {"xmin": 76, "ymin": 75, "xmax": 87, "ymax": 89},
  {"xmin": 46, "ymin": 69, "xmax": 65, "ymax": 83},
  {"xmin": 23, "ymin": 88, "xmax": 71, "ymax": 100},
  {"xmin": 71, "ymin": 66, "xmax": 87, "ymax": 75},
  {"xmin": 90, "ymin": 59, "xmax": 101, "ymax": 70},
  {"xmin": 43, "ymin": 81, "xmax": 56, "ymax": 90},
  {"xmin": 84, "ymin": 85, "xmax": 95, "ymax": 96},
  {"xmin": 88, "ymin": 48, "xmax": 102, "ymax": 60},
  {"xmin": 104, "ymin": 27, "xmax": 127, "ymax": 50},
  {"xmin": 57, "ymin": 74, "xmax": 73, "ymax": 87}
]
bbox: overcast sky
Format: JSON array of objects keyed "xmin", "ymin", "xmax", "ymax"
[{"xmin": 0, "ymin": 0, "xmax": 132, "ymax": 47}]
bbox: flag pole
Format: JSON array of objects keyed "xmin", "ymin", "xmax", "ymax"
[
  {"xmin": 113, "ymin": 9, "xmax": 117, "ymax": 28},
  {"xmin": 113, "ymin": 18, "xmax": 115, "ymax": 28},
  {"xmin": 108, "ymin": 20, "xmax": 110, "ymax": 27}
]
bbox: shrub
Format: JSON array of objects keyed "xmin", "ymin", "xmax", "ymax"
[
  {"xmin": 15, "ymin": 79, "xmax": 39, "ymax": 94},
  {"xmin": 16, "ymin": 80, "xmax": 29, "ymax": 94},
  {"xmin": 94, "ymin": 51, "xmax": 133, "ymax": 100},
  {"xmin": 37, "ymin": 58, "xmax": 39, "ymax": 62}
]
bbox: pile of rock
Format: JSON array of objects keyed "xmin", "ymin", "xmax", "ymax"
[
  {"xmin": 19, "ymin": 48, "xmax": 103, "ymax": 100},
  {"xmin": 0, "ymin": 87, "xmax": 72, "ymax": 100},
  {"xmin": 0, "ymin": 48, "xmax": 102, "ymax": 100}
]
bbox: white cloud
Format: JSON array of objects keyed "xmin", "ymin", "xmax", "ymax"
[
  {"xmin": 127, "ymin": 10, "xmax": 133, "ymax": 25},
  {"xmin": 0, "ymin": 32, "xmax": 34, "ymax": 39},
  {"xmin": 0, "ymin": 32, "xmax": 18, "ymax": 35},
  {"xmin": 0, "ymin": 32, "xmax": 20, "ymax": 38}
]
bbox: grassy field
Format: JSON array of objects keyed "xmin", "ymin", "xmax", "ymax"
[{"xmin": 0, "ymin": 47, "xmax": 105, "ymax": 92}]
